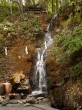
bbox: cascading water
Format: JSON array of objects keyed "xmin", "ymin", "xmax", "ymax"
[{"xmin": 32, "ymin": 24, "xmax": 53, "ymax": 95}]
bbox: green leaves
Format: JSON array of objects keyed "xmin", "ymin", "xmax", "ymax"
[
  {"xmin": 55, "ymin": 23, "xmax": 82, "ymax": 54},
  {"xmin": 54, "ymin": 23, "xmax": 82, "ymax": 79},
  {"xmin": 70, "ymin": 62, "xmax": 82, "ymax": 78},
  {"xmin": 17, "ymin": 13, "xmax": 42, "ymax": 38}
]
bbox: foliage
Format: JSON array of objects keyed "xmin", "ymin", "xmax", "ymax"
[
  {"xmin": 63, "ymin": 24, "xmax": 82, "ymax": 53},
  {"xmin": 59, "ymin": 0, "xmax": 82, "ymax": 20},
  {"xmin": 54, "ymin": 23, "xmax": 82, "ymax": 79},
  {"xmin": 0, "ymin": 5, "xmax": 10, "ymax": 22},
  {"xmin": 0, "ymin": 12, "xmax": 43, "ymax": 40},
  {"xmin": 67, "ymin": 13, "xmax": 81, "ymax": 28},
  {"xmin": 0, "ymin": 3, "xmax": 19, "ymax": 22},
  {"xmin": 69, "ymin": 62, "xmax": 82, "ymax": 79},
  {"xmin": 17, "ymin": 13, "xmax": 43, "ymax": 37},
  {"xmin": 0, "ymin": 24, "xmax": 4, "ymax": 30}
]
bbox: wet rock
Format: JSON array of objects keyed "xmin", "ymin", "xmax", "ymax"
[
  {"xmin": 37, "ymin": 97, "xmax": 44, "ymax": 100},
  {"xmin": 9, "ymin": 100, "xmax": 18, "ymax": 104},
  {"xmin": 42, "ymin": 98, "xmax": 50, "ymax": 102},
  {"xmin": 23, "ymin": 103, "xmax": 31, "ymax": 107},
  {"xmin": 17, "ymin": 78, "xmax": 31, "ymax": 94},
  {"xmin": 1, "ymin": 96, "xmax": 10, "ymax": 106},
  {"xmin": 32, "ymin": 92, "xmax": 47, "ymax": 97},
  {"xmin": 26, "ymin": 96, "xmax": 35, "ymax": 104},
  {"xmin": 21, "ymin": 99, "xmax": 27, "ymax": 104},
  {"xmin": 9, "ymin": 93, "xmax": 21, "ymax": 100},
  {"xmin": 9, "ymin": 94, "xmax": 15, "ymax": 99},
  {"xmin": 38, "ymin": 99, "xmax": 42, "ymax": 104},
  {"xmin": 0, "ymin": 96, "xmax": 4, "ymax": 103},
  {"xmin": 36, "ymin": 97, "xmax": 50, "ymax": 105},
  {"xmin": 17, "ymin": 100, "xmax": 23, "ymax": 104},
  {"xmin": 35, "ymin": 99, "xmax": 39, "ymax": 104},
  {"xmin": 10, "ymin": 74, "xmax": 31, "ymax": 95},
  {"xmin": 42, "ymin": 98, "xmax": 50, "ymax": 106},
  {"xmin": 15, "ymin": 94, "xmax": 21, "ymax": 100},
  {"xmin": 1, "ymin": 99, "xmax": 9, "ymax": 106},
  {"xmin": 34, "ymin": 96, "xmax": 50, "ymax": 105}
]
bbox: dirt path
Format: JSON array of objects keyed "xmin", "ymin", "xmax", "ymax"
[
  {"xmin": 0, "ymin": 104, "xmax": 59, "ymax": 110},
  {"xmin": 0, "ymin": 106, "xmax": 40, "ymax": 110}
]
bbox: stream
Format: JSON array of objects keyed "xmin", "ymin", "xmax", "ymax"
[{"xmin": 32, "ymin": 24, "xmax": 53, "ymax": 95}]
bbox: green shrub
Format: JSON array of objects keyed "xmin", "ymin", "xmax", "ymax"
[
  {"xmin": 0, "ymin": 24, "xmax": 4, "ymax": 30},
  {"xmin": 0, "ymin": 5, "xmax": 11, "ymax": 22},
  {"xmin": 70, "ymin": 62, "xmax": 82, "ymax": 79},
  {"xmin": 54, "ymin": 23, "xmax": 82, "ymax": 79},
  {"xmin": 17, "ymin": 13, "xmax": 43, "ymax": 38}
]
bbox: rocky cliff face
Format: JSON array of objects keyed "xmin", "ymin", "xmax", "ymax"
[{"xmin": 45, "ymin": 44, "xmax": 82, "ymax": 110}]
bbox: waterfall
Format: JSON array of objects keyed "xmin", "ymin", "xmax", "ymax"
[{"xmin": 32, "ymin": 24, "xmax": 53, "ymax": 95}]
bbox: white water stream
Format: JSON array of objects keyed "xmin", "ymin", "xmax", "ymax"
[{"xmin": 32, "ymin": 24, "xmax": 53, "ymax": 95}]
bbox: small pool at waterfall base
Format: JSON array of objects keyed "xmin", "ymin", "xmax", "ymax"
[{"xmin": 32, "ymin": 90, "xmax": 48, "ymax": 96}]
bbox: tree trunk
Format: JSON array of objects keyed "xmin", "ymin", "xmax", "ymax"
[
  {"xmin": 19, "ymin": 0, "xmax": 23, "ymax": 14},
  {"xmin": 9, "ymin": 0, "xmax": 13, "ymax": 15},
  {"xmin": 56, "ymin": 0, "xmax": 59, "ymax": 13},
  {"xmin": 52, "ymin": 0, "xmax": 54, "ymax": 13},
  {"xmin": 32, "ymin": 0, "xmax": 35, "ymax": 12}
]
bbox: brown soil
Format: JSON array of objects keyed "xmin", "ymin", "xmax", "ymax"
[{"xmin": 1, "ymin": 13, "xmax": 48, "ymax": 81}]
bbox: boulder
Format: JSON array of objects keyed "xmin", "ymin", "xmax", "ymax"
[
  {"xmin": 1, "ymin": 100, "xmax": 9, "ymax": 106},
  {"xmin": 9, "ymin": 100, "xmax": 18, "ymax": 104},
  {"xmin": 0, "ymin": 84, "xmax": 5, "ymax": 95},
  {"xmin": 0, "ymin": 83, "xmax": 12, "ymax": 95},
  {"xmin": 17, "ymin": 78, "xmax": 31, "ymax": 94},
  {"xmin": 0, "ymin": 96, "xmax": 4, "ymax": 103},
  {"xmin": 26, "ymin": 96, "xmax": 35, "ymax": 104},
  {"xmin": 3, "ymin": 83, "xmax": 12, "ymax": 95},
  {"xmin": 9, "ymin": 93, "xmax": 21, "ymax": 100},
  {"xmin": 21, "ymin": 99, "xmax": 27, "ymax": 104},
  {"xmin": 10, "ymin": 71, "xmax": 25, "ymax": 84},
  {"xmin": 37, "ymin": 97, "xmax": 44, "ymax": 100},
  {"xmin": 10, "ymin": 71, "xmax": 31, "ymax": 94},
  {"xmin": 1, "ymin": 97, "xmax": 10, "ymax": 106},
  {"xmin": 23, "ymin": 103, "xmax": 31, "ymax": 107}
]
